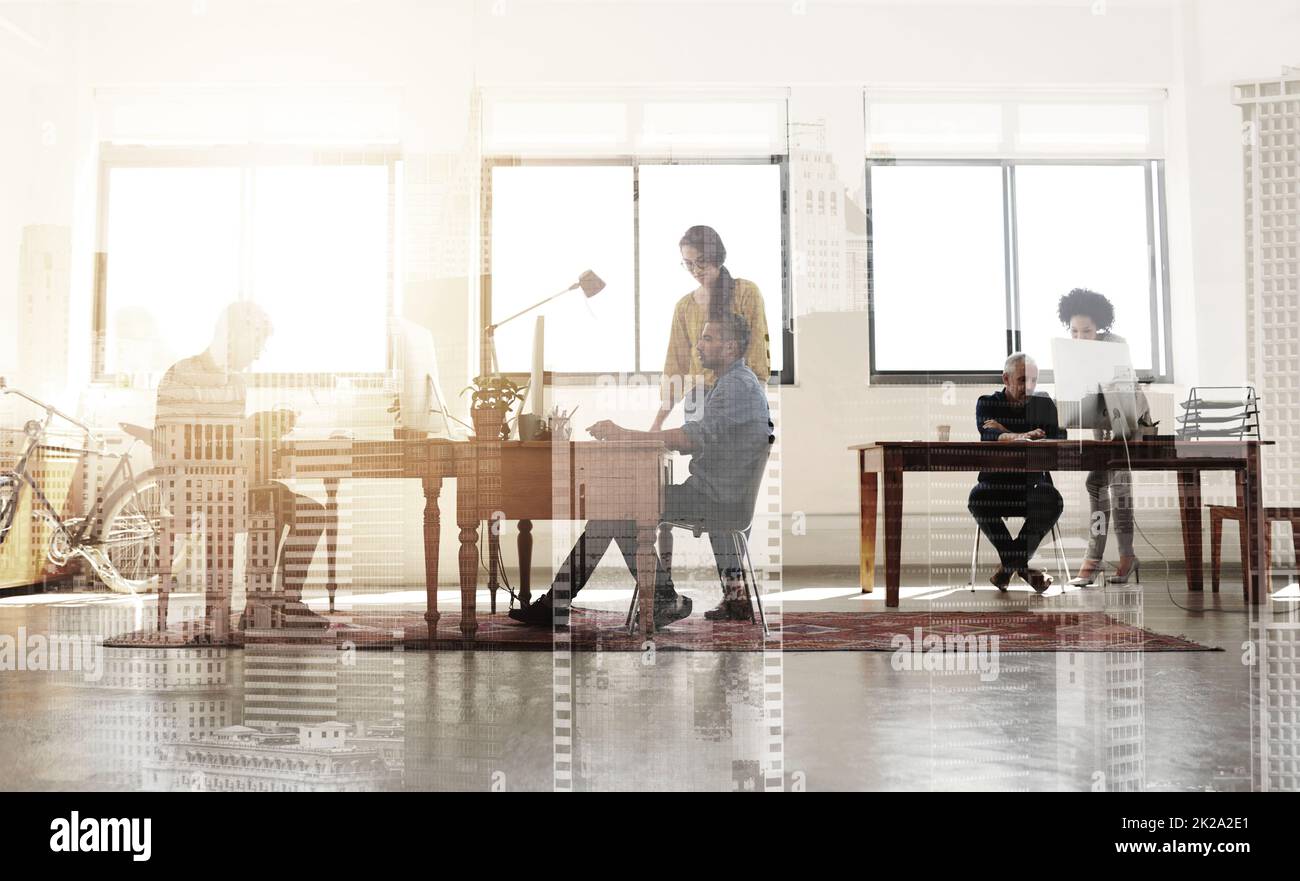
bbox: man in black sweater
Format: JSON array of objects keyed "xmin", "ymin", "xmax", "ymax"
[{"xmin": 969, "ymin": 352, "xmax": 1065, "ymax": 593}]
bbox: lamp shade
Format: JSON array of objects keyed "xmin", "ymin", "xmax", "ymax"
[{"xmin": 577, "ymin": 270, "xmax": 605, "ymax": 298}]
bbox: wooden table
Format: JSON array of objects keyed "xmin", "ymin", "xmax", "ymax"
[
  {"xmin": 278, "ymin": 437, "xmax": 668, "ymax": 640},
  {"xmin": 851, "ymin": 439, "xmax": 1268, "ymax": 607}
]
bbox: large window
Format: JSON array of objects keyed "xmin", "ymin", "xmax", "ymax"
[
  {"xmin": 488, "ymin": 165, "xmax": 636, "ymax": 374},
  {"xmin": 485, "ymin": 159, "xmax": 789, "ymax": 380},
  {"xmin": 97, "ymin": 148, "xmax": 395, "ymax": 376},
  {"xmin": 867, "ymin": 159, "xmax": 1170, "ymax": 381},
  {"xmin": 869, "ymin": 164, "xmax": 1009, "ymax": 373}
]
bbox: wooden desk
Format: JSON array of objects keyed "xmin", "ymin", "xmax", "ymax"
[
  {"xmin": 470, "ymin": 440, "xmax": 668, "ymax": 635},
  {"xmin": 278, "ymin": 437, "xmax": 668, "ymax": 641},
  {"xmin": 277, "ymin": 436, "xmax": 454, "ymax": 639},
  {"xmin": 851, "ymin": 439, "xmax": 1268, "ymax": 607}
]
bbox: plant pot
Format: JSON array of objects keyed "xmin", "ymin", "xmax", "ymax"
[{"xmin": 471, "ymin": 407, "xmax": 507, "ymax": 441}]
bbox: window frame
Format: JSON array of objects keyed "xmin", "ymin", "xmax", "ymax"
[
  {"xmin": 865, "ymin": 156, "xmax": 1173, "ymax": 385},
  {"xmin": 92, "ymin": 144, "xmax": 401, "ymax": 385},
  {"xmin": 480, "ymin": 154, "xmax": 794, "ymax": 385}
]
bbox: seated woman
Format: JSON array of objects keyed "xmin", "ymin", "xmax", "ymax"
[{"xmin": 1057, "ymin": 287, "xmax": 1150, "ymax": 586}]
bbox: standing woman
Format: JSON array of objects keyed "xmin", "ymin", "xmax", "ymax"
[
  {"xmin": 650, "ymin": 225, "xmax": 771, "ymax": 431},
  {"xmin": 1059, "ymin": 288, "xmax": 1147, "ymax": 586},
  {"xmin": 651, "ymin": 226, "xmax": 771, "ymax": 592}
]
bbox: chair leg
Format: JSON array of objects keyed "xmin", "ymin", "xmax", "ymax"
[
  {"xmin": 1239, "ymin": 514, "xmax": 1249, "ymax": 605},
  {"xmin": 969, "ymin": 528, "xmax": 981, "ymax": 592},
  {"xmin": 1051, "ymin": 523, "xmax": 1069, "ymax": 584},
  {"xmin": 657, "ymin": 522, "xmax": 674, "ymax": 586},
  {"xmin": 624, "ymin": 579, "xmax": 640, "ymax": 634},
  {"xmin": 1237, "ymin": 514, "xmax": 1248, "ymax": 602},
  {"xmin": 1210, "ymin": 510, "xmax": 1224, "ymax": 593},
  {"xmin": 737, "ymin": 531, "xmax": 769, "ymax": 637},
  {"xmin": 731, "ymin": 532, "xmax": 753, "ymax": 622}
]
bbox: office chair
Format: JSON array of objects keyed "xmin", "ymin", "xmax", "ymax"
[
  {"xmin": 626, "ymin": 521, "xmax": 768, "ymax": 636},
  {"xmin": 968, "ymin": 521, "xmax": 1070, "ymax": 591},
  {"xmin": 626, "ymin": 436, "xmax": 773, "ymax": 636}
]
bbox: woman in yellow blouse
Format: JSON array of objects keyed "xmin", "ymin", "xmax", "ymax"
[{"xmin": 650, "ymin": 225, "xmax": 771, "ymax": 431}]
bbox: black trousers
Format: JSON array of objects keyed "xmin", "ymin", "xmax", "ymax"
[
  {"xmin": 547, "ymin": 482, "xmax": 742, "ymax": 603},
  {"xmin": 967, "ymin": 480, "xmax": 1064, "ymax": 571},
  {"xmin": 271, "ymin": 482, "xmax": 326, "ymax": 604}
]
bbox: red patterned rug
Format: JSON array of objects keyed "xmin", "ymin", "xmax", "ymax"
[{"xmin": 105, "ymin": 609, "xmax": 1217, "ymax": 652}]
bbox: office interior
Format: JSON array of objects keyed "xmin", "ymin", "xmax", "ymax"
[{"xmin": 0, "ymin": 0, "xmax": 1297, "ymax": 793}]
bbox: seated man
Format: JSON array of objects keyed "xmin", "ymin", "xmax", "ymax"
[
  {"xmin": 509, "ymin": 312, "xmax": 772, "ymax": 626},
  {"xmin": 156, "ymin": 302, "xmax": 327, "ymax": 634},
  {"xmin": 969, "ymin": 352, "xmax": 1065, "ymax": 594}
]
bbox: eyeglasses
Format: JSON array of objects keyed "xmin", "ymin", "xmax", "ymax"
[{"xmin": 681, "ymin": 258, "xmax": 715, "ymax": 272}]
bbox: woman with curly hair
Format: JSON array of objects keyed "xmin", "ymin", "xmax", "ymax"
[{"xmin": 1058, "ymin": 288, "xmax": 1146, "ymax": 586}]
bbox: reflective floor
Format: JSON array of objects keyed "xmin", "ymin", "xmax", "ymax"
[{"xmin": 0, "ymin": 568, "xmax": 1290, "ymax": 791}]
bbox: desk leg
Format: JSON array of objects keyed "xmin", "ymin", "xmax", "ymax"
[
  {"xmin": 1241, "ymin": 448, "xmax": 1265, "ymax": 605},
  {"xmin": 637, "ymin": 522, "xmax": 657, "ymax": 637},
  {"xmin": 883, "ymin": 449, "xmax": 903, "ymax": 608},
  {"xmin": 487, "ymin": 519, "xmax": 501, "ymax": 615},
  {"xmin": 421, "ymin": 478, "xmax": 443, "ymax": 644},
  {"xmin": 1176, "ymin": 470, "xmax": 1204, "ymax": 592},
  {"xmin": 324, "ymin": 478, "xmax": 339, "ymax": 614},
  {"xmin": 859, "ymin": 452, "xmax": 878, "ymax": 595},
  {"xmin": 1234, "ymin": 470, "xmax": 1248, "ymax": 603},
  {"xmin": 455, "ymin": 477, "xmax": 479, "ymax": 638},
  {"xmin": 518, "ymin": 520, "xmax": 533, "ymax": 607}
]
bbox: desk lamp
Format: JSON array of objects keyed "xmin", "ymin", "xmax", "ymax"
[{"xmin": 481, "ymin": 270, "xmax": 605, "ymax": 375}]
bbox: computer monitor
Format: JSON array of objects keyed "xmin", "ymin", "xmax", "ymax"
[
  {"xmin": 1050, "ymin": 337, "xmax": 1142, "ymax": 440},
  {"xmin": 527, "ymin": 315, "xmax": 544, "ymax": 417},
  {"xmin": 391, "ymin": 318, "xmax": 465, "ymax": 439}
]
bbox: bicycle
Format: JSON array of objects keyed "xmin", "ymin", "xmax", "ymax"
[{"xmin": 0, "ymin": 377, "xmax": 163, "ymax": 593}]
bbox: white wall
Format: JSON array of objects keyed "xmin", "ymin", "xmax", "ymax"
[
  {"xmin": 1171, "ymin": 0, "xmax": 1300, "ymax": 388},
  {"xmin": 1, "ymin": 0, "xmax": 1292, "ymax": 584}
]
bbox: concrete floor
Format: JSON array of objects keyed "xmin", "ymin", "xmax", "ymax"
[{"xmin": 0, "ymin": 566, "xmax": 1292, "ymax": 792}]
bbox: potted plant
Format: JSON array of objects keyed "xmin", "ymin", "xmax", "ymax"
[{"xmin": 463, "ymin": 373, "xmax": 527, "ymax": 441}]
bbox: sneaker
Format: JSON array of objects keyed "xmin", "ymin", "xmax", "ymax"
[
  {"xmin": 704, "ymin": 598, "xmax": 753, "ymax": 622},
  {"xmin": 635, "ymin": 593, "xmax": 692, "ymax": 629},
  {"xmin": 989, "ymin": 567, "xmax": 1013, "ymax": 592},
  {"xmin": 507, "ymin": 595, "xmax": 553, "ymax": 625},
  {"xmin": 657, "ymin": 593, "xmax": 693, "ymax": 626}
]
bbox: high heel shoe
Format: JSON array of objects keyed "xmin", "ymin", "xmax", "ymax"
[
  {"xmin": 1107, "ymin": 557, "xmax": 1141, "ymax": 584},
  {"xmin": 1068, "ymin": 559, "xmax": 1105, "ymax": 588}
]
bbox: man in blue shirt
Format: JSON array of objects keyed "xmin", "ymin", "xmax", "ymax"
[
  {"xmin": 970, "ymin": 352, "xmax": 1065, "ymax": 593},
  {"xmin": 509, "ymin": 313, "xmax": 772, "ymax": 627}
]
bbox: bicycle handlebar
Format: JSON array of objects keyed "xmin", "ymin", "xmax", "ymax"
[{"xmin": 1, "ymin": 379, "xmax": 98, "ymax": 438}]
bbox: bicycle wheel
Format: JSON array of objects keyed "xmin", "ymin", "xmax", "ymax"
[
  {"xmin": 0, "ymin": 473, "xmax": 18, "ymax": 547},
  {"xmin": 98, "ymin": 469, "xmax": 163, "ymax": 589}
]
